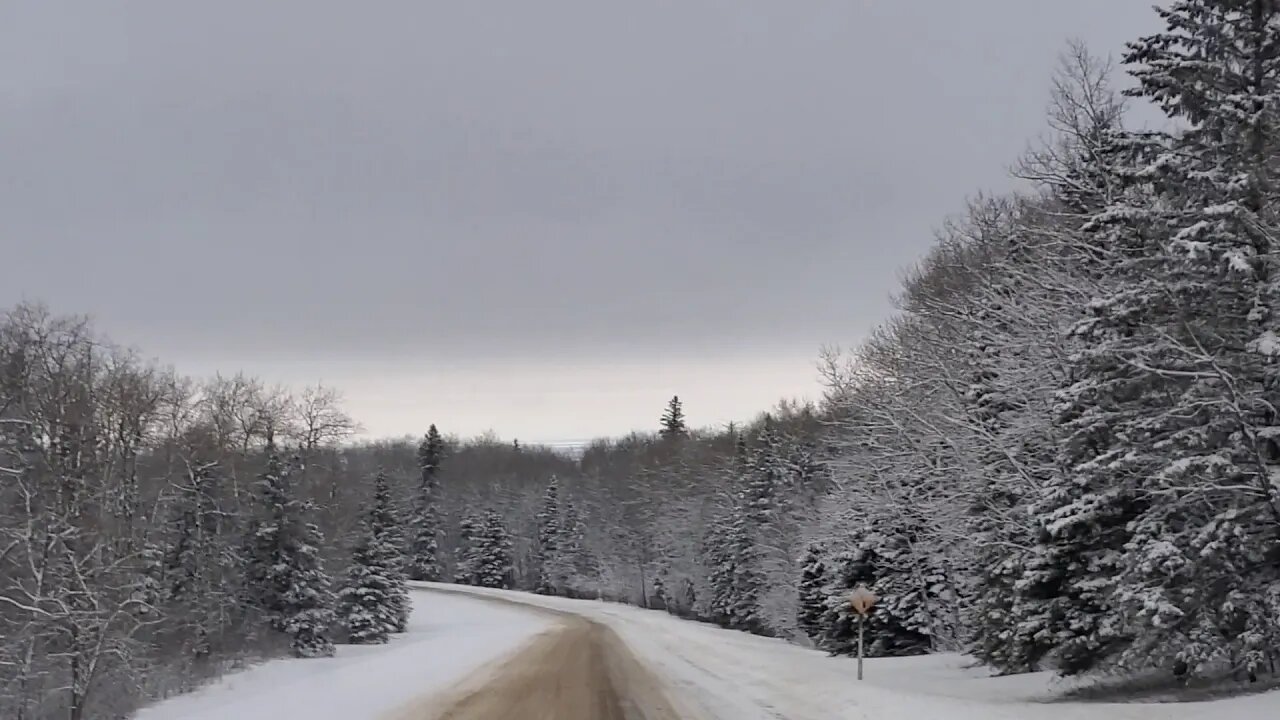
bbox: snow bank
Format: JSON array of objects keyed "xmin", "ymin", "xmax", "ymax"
[
  {"xmin": 416, "ymin": 583, "xmax": 1280, "ymax": 720},
  {"xmin": 133, "ymin": 589, "xmax": 552, "ymax": 720}
]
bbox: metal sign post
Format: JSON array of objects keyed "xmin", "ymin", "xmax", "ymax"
[
  {"xmin": 858, "ymin": 613, "xmax": 865, "ymax": 680},
  {"xmin": 849, "ymin": 586, "xmax": 878, "ymax": 681}
]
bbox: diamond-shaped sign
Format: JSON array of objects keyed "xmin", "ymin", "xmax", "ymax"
[{"xmin": 849, "ymin": 586, "xmax": 878, "ymax": 616}]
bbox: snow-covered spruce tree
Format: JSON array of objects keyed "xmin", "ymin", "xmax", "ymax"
[
  {"xmin": 1004, "ymin": 69, "xmax": 1176, "ymax": 680},
  {"xmin": 1021, "ymin": 157, "xmax": 1174, "ymax": 676},
  {"xmin": 453, "ymin": 511, "xmax": 482, "ymax": 585},
  {"xmin": 959, "ymin": 299, "xmax": 1042, "ymax": 671},
  {"xmin": 755, "ymin": 423, "xmax": 817, "ymax": 637},
  {"xmin": 240, "ymin": 457, "xmax": 279, "ymax": 625},
  {"xmin": 1109, "ymin": 0, "xmax": 1280, "ymax": 677},
  {"xmin": 969, "ymin": 47, "xmax": 1131, "ymax": 675},
  {"xmin": 534, "ymin": 477, "xmax": 562, "ymax": 594},
  {"xmin": 819, "ymin": 523, "xmax": 934, "ymax": 658},
  {"xmin": 471, "ymin": 509, "xmax": 514, "ymax": 589},
  {"xmin": 161, "ymin": 460, "xmax": 240, "ymax": 659},
  {"xmin": 725, "ymin": 500, "xmax": 765, "ymax": 632},
  {"xmin": 796, "ymin": 541, "xmax": 827, "ymax": 644},
  {"xmin": 367, "ymin": 471, "xmax": 410, "ymax": 632},
  {"xmin": 407, "ymin": 426, "xmax": 445, "ymax": 581},
  {"xmin": 697, "ymin": 435, "xmax": 752, "ymax": 626},
  {"xmin": 242, "ymin": 450, "xmax": 336, "ymax": 658},
  {"xmin": 336, "ymin": 519, "xmax": 398, "ymax": 644},
  {"xmin": 1016, "ymin": 0, "xmax": 1280, "ymax": 680},
  {"xmin": 725, "ymin": 426, "xmax": 789, "ymax": 635},
  {"xmin": 703, "ymin": 514, "xmax": 738, "ymax": 625},
  {"xmin": 554, "ymin": 496, "xmax": 591, "ymax": 596},
  {"xmin": 337, "ymin": 471, "xmax": 409, "ymax": 642}
]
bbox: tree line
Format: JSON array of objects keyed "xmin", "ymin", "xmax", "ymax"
[
  {"xmin": 802, "ymin": 0, "xmax": 1280, "ymax": 684},
  {"xmin": 0, "ymin": 301, "xmax": 823, "ymax": 719}
]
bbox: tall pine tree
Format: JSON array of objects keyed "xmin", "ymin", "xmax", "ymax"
[
  {"xmin": 727, "ymin": 428, "xmax": 786, "ymax": 635},
  {"xmin": 975, "ymin": 48, "xmax": 1132, "ymax": 674},
  {"xmin": 242, "ymin": 450, "xmax": 336, "ymax": 658},
  {"xmin": 369, "ymin": 471, "xmax": 410, "ymax": 632},
  {"xmin": 407, "ymin": 426, "xmax": 445, "ymax": 581},
  {"xmin": 1113, "ymin": 0, "xmax": 1280, "ymax": 677},
  {"xmin": 161, "ymin": 460, "xmax": 236, "ymax": 660},
  {"xmin": 704, "ymin": 513, "xmax": 738, "ymax": 625},
  {"xmin": 796, "ymin": 541, "xmax": 828, "ymax": 644},
  {"xmin": 557, "ymin": 497, "xmax": 591, "ymax": 596},
  {"xmin": 659, "ymin": 396, "xmax": 688, "ymax": 440},
  {"xmin": 1017, "ymin": 0, "xmax": 1280, "ymax": 679},
  {"xmin": 534, "ymin": 477, "xmax": 562, "ymax": 595},
  {"xmin": 471, "ymin": 509, "xmax": 514, "ymax": 589},
  {"xmin": 336, "ymin": 518, "xmax": 400, "ymax": 644},
  {"xmin": 454, "ymin": 511, "xmax": 482, "ymax": 585},
  {"xmin": 336, "ymin": 470, "xmax": 409, "ymax": 641}
]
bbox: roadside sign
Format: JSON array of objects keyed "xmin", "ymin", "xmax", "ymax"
[
  {"xmin": 849, "ymin": 586, "xmax": 878, "ymax": 616},
  {"xmin": 848, "ymin": 585, "xmax": 878, "ymax": 680}
]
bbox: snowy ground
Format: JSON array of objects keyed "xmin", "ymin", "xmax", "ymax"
[
  {"xmin": 133, "ymin": 591, "xmax": 552, "ymax": 720},
  {"xmin": 417, "ymin": 582, "xmax": 1280, "ymax": 720},
  {"xmin": 134, "ymin": 583, "xmax": 1280, "ymax": 720}
]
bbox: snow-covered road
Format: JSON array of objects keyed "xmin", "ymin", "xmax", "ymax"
[{"xmin": 135, "ymin": 584, "xmax": 1280, "ymax": 720}]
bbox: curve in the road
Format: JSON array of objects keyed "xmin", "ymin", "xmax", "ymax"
[{"xmin": 387, "ymin": 597, "xmax": 683, "ymax": 720}]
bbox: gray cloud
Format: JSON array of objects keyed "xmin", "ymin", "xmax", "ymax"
[{"xmin": 3, "ymin": 2, "xmax": 1158, "ymax": 375}]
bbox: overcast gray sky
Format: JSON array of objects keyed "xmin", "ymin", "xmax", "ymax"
[{"xmin": 1, "ymin": 1, "xmax": 1161, "ymax": 442}]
